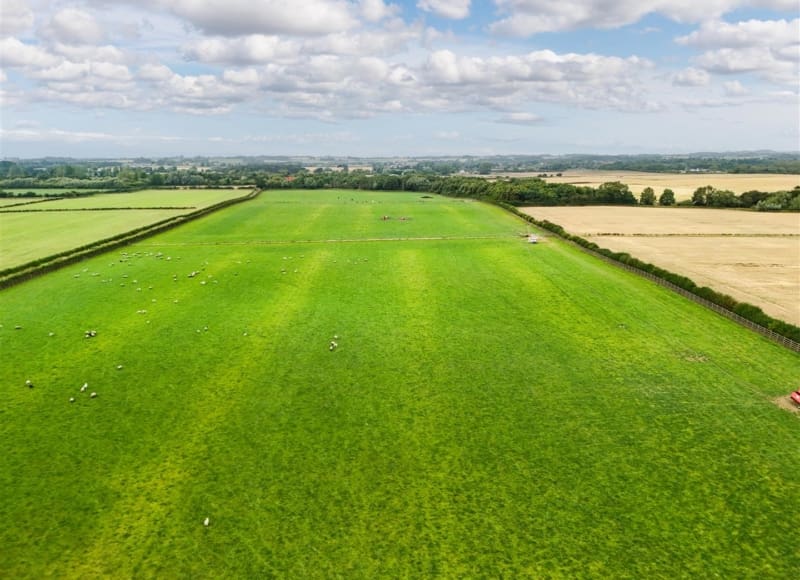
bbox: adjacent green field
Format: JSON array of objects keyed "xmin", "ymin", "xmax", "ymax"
[
  {"xmin": 0, "ymin": 210, "xmax": 185, "ymax": 270},
  {"xmin": 5, "ymin": 189, "xmax": 247, "ymax": 210},
  {"xmin": 0, "ymin": 189, "xmax": 250, "ymax": 270},
  {"xmin": 1, "ymin": 190, "xmax": 798, "ymax": 577}
]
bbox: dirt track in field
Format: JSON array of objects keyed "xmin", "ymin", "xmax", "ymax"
[{"xmin": 520, "ymin": 206, "xmax": 800, "ymax": 326}]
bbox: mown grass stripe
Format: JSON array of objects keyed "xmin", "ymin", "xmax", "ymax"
[{"xmin": 55, "ymin": 249, "xmax": 331, "ymax": 577}]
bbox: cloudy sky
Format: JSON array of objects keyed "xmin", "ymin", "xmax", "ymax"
[{"xmin": 0, "ymin": 0, "xmax": 798, "ymax": 157}]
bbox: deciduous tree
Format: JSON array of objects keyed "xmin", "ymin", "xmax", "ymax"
[
  {"xmin": 639, "ymin": 186, "xmax": 656, "ymax": 205},
  {"xmin": 659, "ymin": 188, "xmax": 676, "ymax": 205}
]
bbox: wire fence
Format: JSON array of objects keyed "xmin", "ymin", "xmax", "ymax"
[{"xmin": 573, "ymin": 241, "xmax": 800, "ymax": 353}]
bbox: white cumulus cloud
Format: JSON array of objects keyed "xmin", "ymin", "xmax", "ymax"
[
  {"xmin": 0, "ymin": 0, "xmax": 34, "ymax": 37},
  {"xmin": 676, "ymin": 18, "xmax": 799, "ymax": 48},
  {"xmin": 495, "ymin": 112, "xmax": 543, "ymax": 124},
  {"xmin": 184, "ymin": 35, "xmax": 299, "ymax": 65},
  {"xmin": 490, "ymin": 1, "xmax": 799, "ymax": 36},
  {"xmin": 163, "ymin": 0, "xmax": 358, "ymax": 36},
  {"xmin": 360, "ymin": 0, "xmax": 400, "ymax": 22},
  {"xmin": 44, "ymin": 8, "xmax": 106, "ymax": 45},
  {"xmin": 678, "ymin": 19, "xmax": 800, "ymax": 86},
  {"xmin": 723, "ymin": 80, "xmax": 748, "ymax": 95},
  {"xmin": 0, "ymin": 37, "xmax": 61, "ymax": 68},
  {"xmin": 418, "ymin": 0, "xmax": 471, "ymax": 19},
  {"xmin": 672, "ymin": 67, "xmax": 710, "ymax": 86}
]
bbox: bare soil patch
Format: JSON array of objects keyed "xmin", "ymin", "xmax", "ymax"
[
  {"xmin": 773, "ymin": 396, "xmax": 800, "ymax": 414},
  {"xmin": 520, "ymin": 206, "xmax": 800, "ymax": 326}
]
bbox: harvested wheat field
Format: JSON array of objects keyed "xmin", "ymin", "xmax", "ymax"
[
  {"xmin": 520, "ymin": 206, "xmax": 800, "ymax": 326},
  {"xmin": 526, "ymin": 171, "xmax": 800, "ymax": 201}
]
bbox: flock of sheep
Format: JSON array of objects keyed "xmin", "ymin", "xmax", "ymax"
[
  {"xmin": 17, "ymin": 248, "xmax": 351, "ymax": 411},
  {"xmin": 12, "ymin": 247, "xmax": 360, "ymax": 528}
]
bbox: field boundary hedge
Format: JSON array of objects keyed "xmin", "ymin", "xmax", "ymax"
[
  {"xmin": 0, "ymin": 206, "xmax": 196, "ymax": 213},
  {"xmin": 499, "ymin": 203, "xmax": 800, "ymax": 352},
  {"xmin": 0, "ymin": 189, "xmax": 260, "ymax": 290},
  {"xmin": 0, "ymin": 197, "xmax": 63, "ymax": 209}
]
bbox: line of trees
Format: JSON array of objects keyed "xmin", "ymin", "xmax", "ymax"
[
  {"xmin": 259, "ymin": 172, "xmax": 644, "ymax": 205},
  {"xmin": 2, "ymin": 159, "xmax": 798, "ymax": 210},
  {"xmin": 261, "ymin": 172, "xmax": 799, "ymax": 210},
  {"xmin": 689, "ymin": 185, "xmax": 800, "ymax": 210}
]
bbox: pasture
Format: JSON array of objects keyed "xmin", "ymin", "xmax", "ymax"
[
  {"xmin": 520, "ymin": 206, "xmax": 800, "ymax": 326},
  {"xmin": 1, "ymin": 190, "xmax": 798, "ymax": 577},
  {"xmin": 0, "ymin": 189, "xmax": 248, "ymax": 270},
  {"xmin": 15, "ymin": 189, "xmax": 247, "ymax": 210},
  {"xmin": 500, "ymin": 170, "xmax": 800, "ymax": 201}
]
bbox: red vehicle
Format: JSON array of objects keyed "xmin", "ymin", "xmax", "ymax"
[{"xmin": 791, "ymin": 390, "xmax": 800, "ymax": 406}]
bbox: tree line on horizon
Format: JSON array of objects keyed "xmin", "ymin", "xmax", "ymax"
[
  {"xmin": 256, "ymin": 172, "xmax": 800, "ymax": 211},
  {"xmin": 1, "ymin": 159, "xmax": 799, "ymax": 210}
]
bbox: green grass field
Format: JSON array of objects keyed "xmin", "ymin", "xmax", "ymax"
[
  {"xmin": 0, "ymin": 210, "xmax": 186, "ymax": 270},
  {"xmin": 1, "ymin": 190, "xmax": 798, "ymax": 577},
  {"xmin": 9, "ymin": 189, "xmax": 247, "ymax": 210},
  {"xmin": 0, "ymin": 189, "xmax": 249, "ymax": 270}
]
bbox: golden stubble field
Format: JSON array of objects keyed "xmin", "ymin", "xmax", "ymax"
[
  {"xmin": 496, "ymin": 171, "xmax": 800, "ymax": 201},
  {"xmin": 520, "ymin": 206, "xmax": 800, "ymax": 326}
]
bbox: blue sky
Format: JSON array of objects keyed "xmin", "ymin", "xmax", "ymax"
[{"xmin": 0, "ymin": 0, "xmax": 797, "ymax": 158}]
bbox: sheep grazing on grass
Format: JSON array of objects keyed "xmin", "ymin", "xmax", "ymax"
[
  {"xmin": 81, "ymin": 383, "xmax": 88, "ymax": 392},
  {"xmin": 69, "ymin": 397, "xmax": 75, "ymax": 403},
  {"xmin": 90, "ymin": 392, "xmax": 97, "ymax": 398},
  {"xmin": 329, "ymin": 340, "xmax": 338, "ymax": 351},
  {"xmin": 25, "ymin": 380, "xmax": 33, "ymax": 388},
  {"xmin": 204, "ymin": 517, "xmax": 210, "ymax": 527},
  {"xmin": 117, "ymin": 365, "xmax": 123, "ymax": 370},
  {"xmin": 85, "ymin": 330, "xmax": 97, "ymax": 338}
]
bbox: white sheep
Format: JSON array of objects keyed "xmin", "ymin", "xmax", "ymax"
[
  {"xmin": 90, "ymin": 392, "xmax": 97, "ymax": 398},
  {"xmin": 81, "ymin": 383, "xmax": 88, "ymax": 392},
  {"xmin": 69, "ymin": 397, "xmax": 75, "ymax": 403},
  {"xmin": 203, "ymin": 517, "xmax": 210, "ymax": 527}
]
